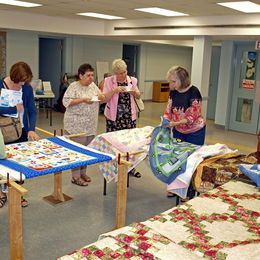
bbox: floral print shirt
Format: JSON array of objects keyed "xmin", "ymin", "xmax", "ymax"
[
  {"xmin": 63, "ymin": 81, "xmax": 101, "ymax": 135},
  {"xmin": 164, "ymin": 85, "xmax": 205, "ymax": 134}
]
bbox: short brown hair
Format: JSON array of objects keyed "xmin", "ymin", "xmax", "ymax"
[
  {"xmin": 167, "ymin": 66, "xmax": 190, "ymax": 89},
  {"xmin": 10, "ymin": 61, "xmax": 33, "ymax": 84},
  {"xmin": 78, "ymin": 63, "xmax": 94, "ymax": 76}
]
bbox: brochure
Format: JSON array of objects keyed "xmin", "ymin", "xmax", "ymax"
[{"xmin": 0, "ymin": 88, "xmax": 23, "ymax": 118}]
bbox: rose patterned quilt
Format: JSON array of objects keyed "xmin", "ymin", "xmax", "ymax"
[{"xmin": 59, "ymin": 180, "xmax": 260, "ymax": 259}]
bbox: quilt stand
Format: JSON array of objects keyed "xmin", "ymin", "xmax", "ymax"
[
  {"xmin": 43, "ymin": 171, "xmax": 72, "ymax": 205},
  {"xmin": 5, "ymin": 174, "xmax": 28, "ymax": 260},
  {"xmin": 115, "ymin": 150, "xmax": 145, "ymax": 229}
]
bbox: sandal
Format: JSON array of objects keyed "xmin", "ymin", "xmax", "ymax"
[
  {"xmin": 129, "ymin": 169, "xmax": 141, "ymax": 178},
  {"xmin": 80, "ymin": 174, "xmax": 91, "ymax": 183},
  {"xmin": 0, "ymin": 195, "xmax": 7, "ymax": 208},
  {"xmin": 21, "ymin": 197, "xmax": 29, "ymax": 208},
  {"xmin": 71, "ymin": 177, "xmax": 88, "ymax": 186}
]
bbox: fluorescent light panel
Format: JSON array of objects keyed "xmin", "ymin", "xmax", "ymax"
[
  {"xmin": 217, "ymin": 1, "xmax": 260, "ymax": 13},
  {"xmin": 0, "ymin": 0, "xmax": 41, "ymax": 7},
  {"xmin": 135, "ymin": 7, "xmax": 188, "ymax": 17},
  {"xmin": 77, "ymin": 12, "xmax": 124, "ymax": 20}
]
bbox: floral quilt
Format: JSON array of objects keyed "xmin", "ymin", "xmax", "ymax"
[{"xmin": 59, "ymin": 180, "xmax": 260, "ymax": 259}]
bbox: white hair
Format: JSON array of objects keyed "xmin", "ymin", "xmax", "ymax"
[{"xmin": 112, "ymin": 59, "xmax": 127, "ymax": 73}]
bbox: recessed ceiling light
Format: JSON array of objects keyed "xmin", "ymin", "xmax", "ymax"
[
  {"xmin": 0, "ymin": 0, "xmax": 42, "ymax": 7},
  {"xmin": 217, "ymin": 1, "xmax": 260, "ymax": 13},
  {"xmin": 135, "ymin": 7, "xmax": 188, "ymax": 17},
  {"xmin": 77, "ymin": 12, "xmax": 125, "ymax": 20}
]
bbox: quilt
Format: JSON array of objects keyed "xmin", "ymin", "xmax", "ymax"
[
  {"xmin": 192, "ymin": 152, "xmax": 257, "ymax": 193},
  {"xmin": 59, "ymin": 180, "xmax": 260, "ymax": 260},
  {"xmin": 148, "ymin": 121, "xmax": 199, "ymax": 184},
  {"xmin": 0, "ymin": 136, "xmax": 113, "ymax": 179},
  {"xmin": 89, "ymin": 126, "xmax": 154, "ymax": 182}
]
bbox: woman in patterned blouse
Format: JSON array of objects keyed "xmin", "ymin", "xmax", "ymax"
[
  {"xmin": 63, "ymin": 63, "xmax": 105, "ymax": 186},
  {"xmin": 164, "ymin": 66, "xmax": 206, "ymax": 146}
]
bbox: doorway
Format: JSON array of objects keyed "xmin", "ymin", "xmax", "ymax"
[
  {"xmin": 229, "ymin": 43, "xmax": 260, "ymax": 134},
  {"xmin": 39, "ymin": 37, "xmax": 64, "ymax": 104},
  {"xmin": 122, "ymin": 44, "xmax": 139, "ymax": 77}
]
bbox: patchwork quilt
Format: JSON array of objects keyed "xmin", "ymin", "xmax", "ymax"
[
  {"xmin": 148, "ymin": 122, "xmax": 199, "ymax": 184},
  {"xmin": 89, "ymin": 126, "xmax": 154, "ymax": 182},
  {"xmin": 0, "ymin": 136, "xmax": 113, "ymax": 179},
  {"xmin": 59, "ymin": 180, "xmax": 260, "ymax": 259},
  {"xmin": 193, "ymin": 152, "xmax": 257, "ymax": 193}
]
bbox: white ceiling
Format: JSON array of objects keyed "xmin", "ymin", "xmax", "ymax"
[
  {"xmin": 0, "ymin": 0, "xmax": 260, "ymax": 43},
  {"xmin": 0, "ymin": 0, "xmax": 259, "ymax": 19}
]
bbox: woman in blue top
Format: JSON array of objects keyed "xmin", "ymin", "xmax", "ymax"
[
  {"xmin": 0, "ymin": 61, "xmax": 39, "ymax": 143},
  {"xmin": 0, "ymin": 61, "xmax": 39, "ymax": 207}
]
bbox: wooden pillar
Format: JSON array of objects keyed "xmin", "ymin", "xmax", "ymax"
[
  {"xmin": 43, "ymin": 172, "xmax": 72, "ymax": 205},
  {"xmin": 115, "ymin": 162, "xmax": 128, "ymax": 229},
  {"xmin": 8, "ymin": 181, "xmax": 27, "ymax": 260}
]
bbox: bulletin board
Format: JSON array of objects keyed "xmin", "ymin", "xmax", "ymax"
[{"xmin": 96, "ymin": 61, "xmax": 109, "ymax": 84}]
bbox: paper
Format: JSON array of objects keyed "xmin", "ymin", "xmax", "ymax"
[
  {"xmin": 0, "ymin": 88, "xmax": 22, "ymax": 117},
  {"xmin": 42, "ymin": 81, "xmax": 52, "ymax": 93},
  {"xmin": 91, "ymin": 96, "xmax": 100, "ymax": 102}
]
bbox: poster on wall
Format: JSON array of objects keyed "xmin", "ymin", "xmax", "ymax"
[
  {"xmin": 242, "ymin": 51, "xmax": 256, "ymax": 89},
  {"xmin": 96, "ymin": 61, "xmax": 109, "ymax": 85}
]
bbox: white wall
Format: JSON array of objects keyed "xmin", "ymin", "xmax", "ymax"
[
  {"xmin": 5, "ymin": 30, "xmax": 193, "ymax": 101},
  {"xmin": 139, "ymin": 44, "xmax": 193, "ymax": 100},
  {"xmin": 83, "ymin": 38, "xmax": 122, "ymax": 74},
  {"xmin": 6, "ymin": 30, "xmax": 39, "ymax": 77}
]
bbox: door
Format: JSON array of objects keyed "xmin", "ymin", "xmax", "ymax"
[
  {"xmin": 122, "ymin": 44, "xmax": 139, "ymax": 77},
  {"xmin": 207, "ymin": 46, "xmax": 221, "ymax": 120},
  {"xmin": 229, "ymin": 44, "xmax": 260, "ymax": 134},
  {"xmin": 39, "ymin": 37, "xmax": 63, "ymax": 104}
]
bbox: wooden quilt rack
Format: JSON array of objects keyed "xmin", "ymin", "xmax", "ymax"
[{"xmin": 4, "ymin": 128, "xmax": 145, "ymax": 260}]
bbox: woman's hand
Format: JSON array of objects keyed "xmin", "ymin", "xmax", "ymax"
[
  {"xmin": 113, "ymin": 86, "xmax": 125, "ymax": 94},
  {"xmin": 165, "ymin": 119, "xmax": 188, "ymax": 128},
  {"xmin": 83, "ymin": 98, "xmax": 93, "ymax": 104},
  {"xmin": 16, "ymin": 103, "xmax": 24, "ymax": 113},
  {"xmin": 98, "ymin": 94, "xmax": 106, "ymax": 102},
  {"xmin": 28, "ymin": 131, "xmax": 40, "ymax": 141},
  {"xmin": 128, "ymin": 90, "xmax": 140, "ymax": 98}
]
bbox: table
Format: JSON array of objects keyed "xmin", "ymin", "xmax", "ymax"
[
  {"xmin": 0, "ymin": 136, "xmax": 114, "ymax": 260},
  {"xmin": 0, "ymin": 133, "xmax": 148, "ymax": 260},
  {"xmin": 34, "ymin": 91, "xmax": 55, "ymax": 126}
]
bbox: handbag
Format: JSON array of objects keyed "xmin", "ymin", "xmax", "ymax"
[
  {"xmin": 134, "ymin": 97, "xmax": 144, "ymax": 112},
  {"xmin": 0, "ymin": 116, "xmax": 22, "ymax": 143}
]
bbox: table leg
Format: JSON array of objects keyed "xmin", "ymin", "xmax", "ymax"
[
  {"xmin": 8, "ymin": 182, "xmax": 27, "ymax": 260},
  {"xmin": 50, "ymin": 98, "xmax": 53, "ymax": 126},
  {"xmin": 115, "ymin": 163, "xmax": 128, "ymax": 229},
  {"xmin": 43, "ymin": 172, "xmax": 72, "ymax": 205},
  {"xmin": 46, "ymin": 98, "xmax": 49, "ymax": 119}
]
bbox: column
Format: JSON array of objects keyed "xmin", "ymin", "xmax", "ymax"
[{"xmin": 191, "ymin": 36, "xmax": 212, "ymax": 119}]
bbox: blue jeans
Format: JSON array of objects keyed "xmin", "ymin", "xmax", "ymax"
[{"xmin": 173, "ymin": 126, "xmax": 206, "ymax": 145}]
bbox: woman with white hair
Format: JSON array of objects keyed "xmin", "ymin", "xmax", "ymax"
[{"xmin": 103, "ymin": 59, "xmax": 142, "ymax": 177}]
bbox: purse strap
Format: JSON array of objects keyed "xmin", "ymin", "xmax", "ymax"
[{"xmin": 2, "ymin": 80, "xmax": 9, "ymax": 89}]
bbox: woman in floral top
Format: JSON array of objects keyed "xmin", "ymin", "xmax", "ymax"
[
  {"xmin": 103, "ymin": 59, "xmax": 142, "ymax": 177},
  {"xmin": 63, "ymin": 63, "xmax": 105, "ymax": 186},
  {"xmin": 164, "ymin": 66, "xmax": 206, "ymax": 146}
]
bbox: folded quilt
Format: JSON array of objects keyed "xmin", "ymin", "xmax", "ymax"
[{"xmin": 239, "ymin": 164, "xmax": 260, "ymax": 187}]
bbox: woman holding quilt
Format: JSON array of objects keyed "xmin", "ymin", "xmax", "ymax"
[{"xmin": 164, "ymin": 66, "xmax": 206, "ymax": 146}]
